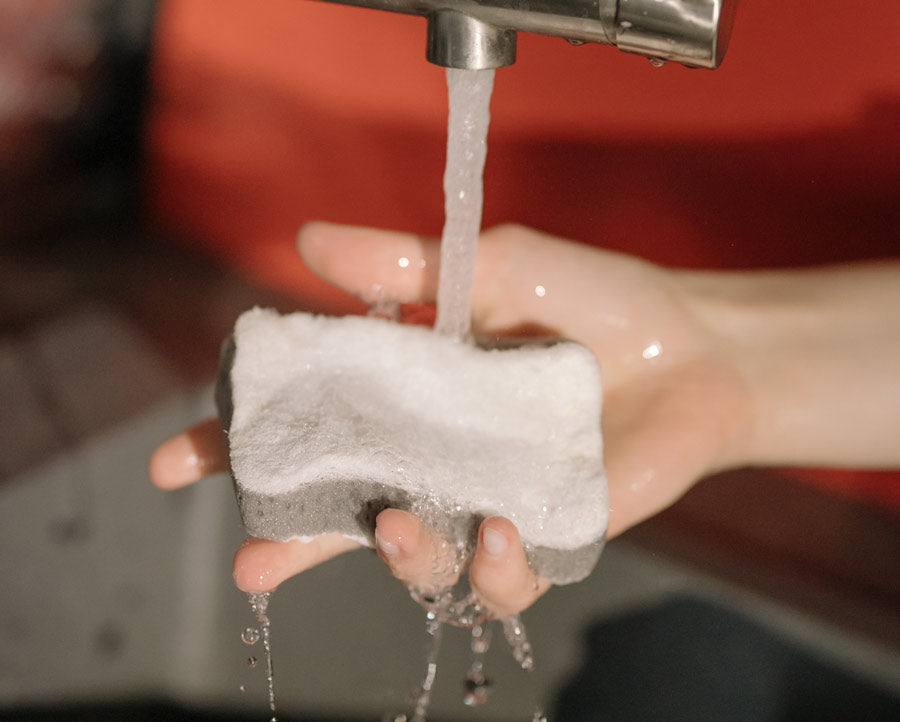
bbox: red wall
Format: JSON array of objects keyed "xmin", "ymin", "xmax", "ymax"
[{"xmin": 142, "ymin": 0, "xmax": 900, "ymax": 508}]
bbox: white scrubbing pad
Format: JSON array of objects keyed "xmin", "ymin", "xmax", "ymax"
[{"xmin": 217, "ymin": 308, "xmax": 608, "ymax": 584}]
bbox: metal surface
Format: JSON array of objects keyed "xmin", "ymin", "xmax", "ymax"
[
  {"xmin": 426, "ymin": 10, "xmax": 516, "ymax": 69},
  {"xmin": 616, "ymin": 0, "xmax": 737, "ymax": 68},
  {"xmin": 313, "ymin": 0, "xmax": 735, "ymax": 69}
]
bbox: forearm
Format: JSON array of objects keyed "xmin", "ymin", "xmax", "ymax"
[{"xmin": 680, "ymin": 260, "xmax": 900, "ymax": 470}]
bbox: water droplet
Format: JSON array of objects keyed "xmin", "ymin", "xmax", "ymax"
[
  {"xmin": 534, "ymin": 284, "xmax": 547, "ymax": 298},
  {"xmin": 502, "ymin": 614, "xmax": 535, "ymax": 672},
  {"xmin": 620, "ymin": 20, "xmax": 633, "ymax": 29},
  {"xmin": 398, "ymin": 256, "xmax": 410, "ymax": 268},
  {"xmin": 242, "ymin": 626, "xmax": 260, "ymax": 645},
  {"xmin": 462, "ymin": 668, "xmax": 492, "ymax": 706},
  {"xmin": 641, "ymin": 341, "xmax": 662, "ymax": 360},
  {"xmin": 248, "ymin": 656, "xmax": 258, "ymax": 668},
  {"xmin": 648, "ymin": 56, "xmax": 667, "ymax": 68},
  {"xmin": 470, "ymin": 623, "xmax": 491, "ymax": 655},
  {"xmin": 566, "ymin": 37, "xmax": 585, "ymax": 46},
  {"xmin": 246, "ymin": 592, "xmax": 278, "ymax": 719},
  {"xmin": 239, "ymin": 685, "xmax": 246, "ymax": 693}
]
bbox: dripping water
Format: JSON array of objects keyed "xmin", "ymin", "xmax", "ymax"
[
  {"xmin": 410, "ymin": 609, "xmax": 444, "ymax": 722},
  {"xmin": 247, "ymin": 591, "xmax": 278, "ymax": 722},
  {"xmin": 463, "ymin": 622, "xmax": 493, "ymax": 706},
  {"xmin": 502, "ymin": 614, "xmax": 535, "ymax": 672}
]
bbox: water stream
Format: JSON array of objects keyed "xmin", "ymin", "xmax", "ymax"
[
  {"xmin": 433, "ymin": 67, "xmax": 495, "ymax": 341},
  {"xmin": 404, "ymin": 67, "xmax": 541, "ymax": 722},
  {"xmin": 246, "ymin": 591, "xmax": 277, "ymax": 722}
]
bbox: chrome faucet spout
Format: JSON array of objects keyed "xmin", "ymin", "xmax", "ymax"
[
  {"xmin": 426, "ymin": 10, "xmax": 517, "ymax": 69},
  {"xmin": 313, "ymin": 0, "xmax": 736, "ymax": 69}
]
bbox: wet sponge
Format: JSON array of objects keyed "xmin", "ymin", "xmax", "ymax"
[{"xmin": 217, "ymin": 308, "xmax": 608, "ymax": 584}]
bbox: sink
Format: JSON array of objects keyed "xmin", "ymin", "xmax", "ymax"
[{"xmin": 554, "ymin": 595, "xmax": 900, "ymax": 721}]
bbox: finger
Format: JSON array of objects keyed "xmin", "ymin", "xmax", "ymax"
[
  {"xmin": 374, "ymin": 508, "xmax": 462, "ymax": 594},
  {"xmin": 468, "ymin": 517, "xmax": 551, "ymax": 618},
  {"xmin": 297, "ymin": 222, "xmax": 564, "ymax": 338},
  {"xmin": 149, "ymin": 418, "xmax": 227, "ymax": 490},
  {"xmin": 232, "ymin": 534, "xmax": 360, "ymax": 593},
  {"xmin": 298, "ymin": 222, "xmax": 441, "ymax": 305}
]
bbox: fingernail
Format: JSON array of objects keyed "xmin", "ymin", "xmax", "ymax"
[
  {"xmin": 482, "ymin": 527, "xmax": 508, "ymax": 558},
  {"xmin": 376, "ymin": 534, "xmax": 399, "ymax": 556}
]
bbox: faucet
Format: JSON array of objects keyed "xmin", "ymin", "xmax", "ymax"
[{"xmin": 313, "ymin": 0, "xmax": 736, "ymax": 69}]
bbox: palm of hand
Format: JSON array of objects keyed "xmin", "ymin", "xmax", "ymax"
[{"xmin": 465, "ymin": 227, "xmax": 749, "ymax": 537}]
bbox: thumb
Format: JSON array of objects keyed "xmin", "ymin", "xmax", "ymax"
[{"xmin": 297, "ymin": 222, "xmax": 441, "ymax": 305}]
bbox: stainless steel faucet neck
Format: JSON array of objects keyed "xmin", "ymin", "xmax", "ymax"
[
  {"xmin": 426, "ymin": 10, "xmax": 517, "ymax": 69},
  {"xmin": 314, "ymin": 0, "xmax": 736, "ymax": 69}
]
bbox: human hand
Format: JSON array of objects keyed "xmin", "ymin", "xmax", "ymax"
[
  {"xmin": 150, "ymin": 222, "xmax": 754, "ymax": 617},
  {"xmin": 150, "ymin": 417, "xmax": 550, "ymax": 617}
]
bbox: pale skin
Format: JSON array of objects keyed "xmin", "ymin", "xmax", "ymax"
[{"xmin": 149, "ymin": 222, "xmax": 900, "ymax": 618}]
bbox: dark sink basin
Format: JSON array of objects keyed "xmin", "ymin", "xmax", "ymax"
[{"xmin": 553, "ymin": 596, "xmax": 899, "ymax": 721}]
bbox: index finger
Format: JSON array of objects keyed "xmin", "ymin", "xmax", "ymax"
[
  {"xmin": 149, "ymin": 417, "xmax": 227, "ymax": 489},
  {"xmin": 298, "ymin": 222, "xmax": 441, "ymax": 306}
]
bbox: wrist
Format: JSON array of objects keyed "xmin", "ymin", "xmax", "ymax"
[
  {"xmin": 676, "ymin": 261, "xmax": 900, "ymax": 470},
  {"xmin": 673, "ymin": 268, "xmax": 789, "ymax": 470}
]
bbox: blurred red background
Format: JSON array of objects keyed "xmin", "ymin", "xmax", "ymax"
[{"xmin": 142, "ymin": 0, "xmax": 900, "ymax": 509}]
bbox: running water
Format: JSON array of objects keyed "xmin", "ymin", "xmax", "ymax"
[
  {"xmin": 463, "ymin": 622, "xmax": 493, "ymax": 706},
  {"xmin": 247, "ymin": 592, "xmax": 278, "ymax": 722},
  {"xmin": 397, "ymin": 67, "xmax": 496, "ymax": 720},
  {"xmin": 433, "ymin": 67, "xmax": 495, "ymax": 341},
  {"xmin": 410, "ymin": 609, "xmax": 445, "ymax": 722},
  {"xmin": 403, "ymin": 67, "xmax": 544, "ymax": 721}
]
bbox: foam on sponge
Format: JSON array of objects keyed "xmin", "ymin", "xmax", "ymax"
[{"xmin": 217, "ymin": 308, "xmax": 608, "ymax": 584}]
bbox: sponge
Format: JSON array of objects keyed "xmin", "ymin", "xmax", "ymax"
[{"xmin": 217, "ymin": 308, "xmax": 608, "ymax": 585}]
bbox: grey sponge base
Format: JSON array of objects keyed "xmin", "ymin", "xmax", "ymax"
[{"xmin": 235, "ymin": 482, "xmax": 605, "ymax": 586}]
